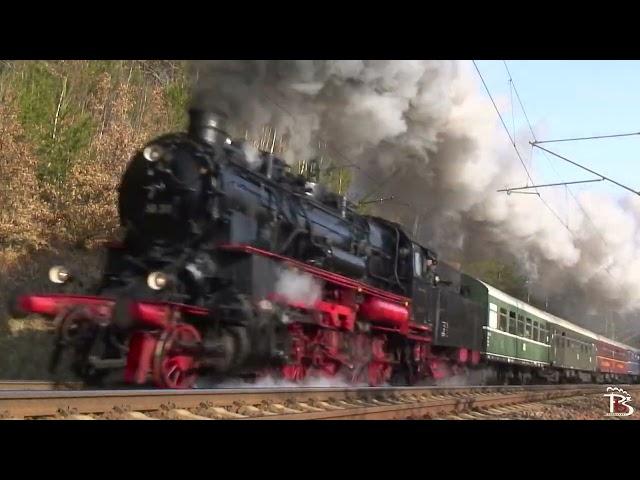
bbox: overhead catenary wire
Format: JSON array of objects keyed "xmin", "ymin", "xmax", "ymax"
[
  {"xmin": 497, "ymin": 178, "xmax": 604, "ymax": 194},
  {"xmin": 472, "ymin": 60, "xmax": 572, "ymax": 233},
  {"xmin": 530, "ymin": 124, "xmax": 640, "ymax": 262},
  {"xmin": 531, "ymin": 143, "xmax": 640, "ymax": 197},
  {"xmin": 538, "ymin": 149, "xmax": 612, "ymax": 251},
  {"xmin": 503, "ymin": 61, "xmax": 538, "ymax": 143},
  {"xmin": 502, "ymin": 62, "xmax": 611, "ymax": 244},
  {"xmin": 533, "ymin": 131, "xmax": 640, "ymax": 144},
  {"xmin": 473, "ymin": 61, "xmax": 535, "ymax": 182},
  {"xmin": 499, "ymin": 61, "xmax": 615, "ymax": 277}
]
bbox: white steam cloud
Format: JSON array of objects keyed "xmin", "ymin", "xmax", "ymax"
[
  {"xmin": 190, "ymin": 60, "xmax": 640, "ymax": 338},
  {"xmin": 195, "ymin": 373, "xmax": 353, "ymax": 389},
  {"xmin": 274, "ymin": 266, "xmax": 323, "ymax": 307}
]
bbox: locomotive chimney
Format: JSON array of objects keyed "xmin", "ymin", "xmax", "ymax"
[{"xmin": 188, "ymin": 108, "xmax": 230, "ymax": 145}]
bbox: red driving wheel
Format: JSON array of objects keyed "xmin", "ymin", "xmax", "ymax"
[{"xmin": 152, "ymin": 323, "xmax": 202, "ymax": 389}]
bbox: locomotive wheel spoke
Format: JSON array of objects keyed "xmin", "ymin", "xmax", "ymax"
[{"xmin": 153, "ymin": 324, "xmax": 202, "ymax": 389}]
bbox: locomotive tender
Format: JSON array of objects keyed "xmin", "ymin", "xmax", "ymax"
[{"xmin": 11, "ymin": 109, "xmax": 640, "ymax": 388}]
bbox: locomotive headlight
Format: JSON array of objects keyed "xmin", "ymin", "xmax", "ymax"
[
  {"xmin": 147, "ymin": 271, "xmax": 169, "ymax": 291},
  {"xmin": 48, "ymin": 266, "xmax": 71, "ymax": 284},
  {"xmin": 143, "ymin": 145, "xmax": 164, "ymax": 162}
]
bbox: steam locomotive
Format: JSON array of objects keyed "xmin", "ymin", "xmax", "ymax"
[{"xmin": 11, "ymin": 109, "xmax": 639, "ymax": 388}]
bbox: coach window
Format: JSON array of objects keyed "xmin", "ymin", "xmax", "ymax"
[
  {"xmin": 508, "ymin": 311, "xmax": 517, "ymax": 334},
  {"xmin": 533, "ymin": 321, "xmax": 539, "ymax": 342},
  {"xmin": 517, "ymin": 315, "xmax": 525, "ymax": 336},
  {"xmin": 525, "ymin": 318, "xmax": 532, "ymax": 339},
  {"xmin": 499, "ymin": 308, "xmax": 507, "ymax": 331}
]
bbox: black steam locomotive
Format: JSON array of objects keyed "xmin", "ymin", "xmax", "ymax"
[{"xmin": 12, "ymin": 109, "xmax": 485, "ymax": 388}]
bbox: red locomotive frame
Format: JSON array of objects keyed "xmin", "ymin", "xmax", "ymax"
[{"xmin": 16, "ymin": 243, "xmax": 481, "ymax": 388}]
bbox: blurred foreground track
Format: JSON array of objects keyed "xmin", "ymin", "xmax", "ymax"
[
  {"xmin": 1, "ymin": 384, "xmax": 638, "ymax": 420},
  {"xmin": 0, "ymin": 381, "xmax": 82, "ymax": 391}
]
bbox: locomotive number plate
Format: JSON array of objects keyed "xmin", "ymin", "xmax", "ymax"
[{"xmin": 145, "ymin": 203, "xmax": 173, "ymax": 214}]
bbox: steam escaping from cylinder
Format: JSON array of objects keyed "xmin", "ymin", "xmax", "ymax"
[
  {"xmin": 189, "ymin": 60, "xmax": 640, "ymax": 337},
  {"xmin": 274, "ymin": 266, "xmax": 323, "ymax": 307}
]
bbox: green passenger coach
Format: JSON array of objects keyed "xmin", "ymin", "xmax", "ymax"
[{"xmin": 461, "ymin": 274, "xmax": 598, "ymax": 383}]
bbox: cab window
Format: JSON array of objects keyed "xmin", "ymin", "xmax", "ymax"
[{"xmin": 413, "ymin": 250, "xmax": 422, "ymax": 278}]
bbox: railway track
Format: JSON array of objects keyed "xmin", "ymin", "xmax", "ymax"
[
  {"xmin": 0, "ymin": 381, "xmax": 82, "ymax": 391},
  {"xmin": 1, "ymin": 384, "xmax": 634, "ymax": 420}
]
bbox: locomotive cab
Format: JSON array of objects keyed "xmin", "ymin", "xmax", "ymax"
[{"xmin": 409, "ymin": 244, "xmax": 437, "ymax": 324}]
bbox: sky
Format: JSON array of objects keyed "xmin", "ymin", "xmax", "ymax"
[{"xmin": 472, "ymin": 60, "xmax": 640, "ymax": 215}]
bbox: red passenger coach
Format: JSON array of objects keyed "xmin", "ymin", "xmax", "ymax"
[
  {"xmin": 629, "ymin": 351, "xmax": 640, "ymax": 376},
  {"xmin": 596, "ymin": 341, "xmax": 630, "ymax": 375}
]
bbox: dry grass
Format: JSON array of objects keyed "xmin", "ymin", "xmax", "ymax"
[
  {"xmin": 0, "ymin": 247, "xmax": 105, "ymax": 379},
  {"xmin": 0, "ymin": 61, "xmax": 184, "ymax": 379},
  {"xmin": 0, "ymin": 319, "xmax": 58, "ymax": 380}
]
